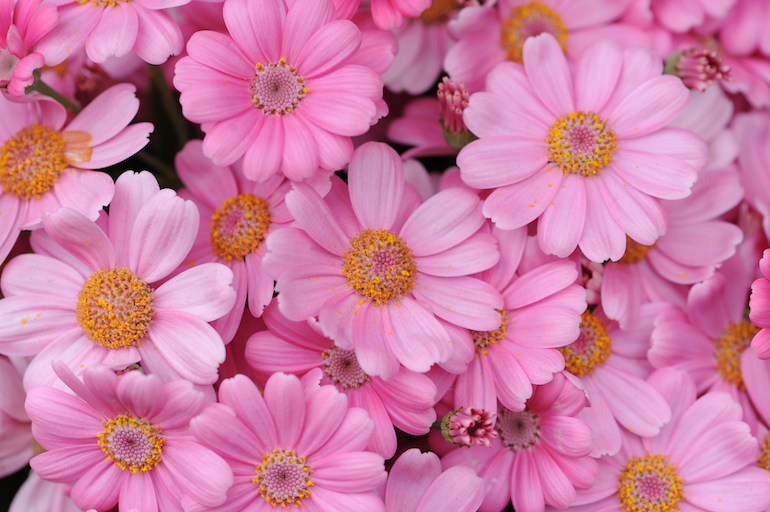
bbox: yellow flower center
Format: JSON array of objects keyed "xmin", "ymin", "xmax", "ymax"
[
  {"xmin": 419, "ymin": 0, "xmax": 459, "ymax": 24},
  {"xmin": 471, "ymin": 309, "xmax": 508, "ymax": 355},
  {"xmin": 97, "ymin": 414, "xmax": 164, "ymax": 473},
  {"xmin": 210, "ymin": 193, "xmax": 271, "ymax": 261},
  {"xmin": 759, "ymin": 431, "xmax": 770, "ymax": 471},
  {"xmin": 0, "ymin": 125, "xmax": 67, "ymax": 199},
  {"xmin": 250, "ymin": 58, "xmax": 309, "ymax": 115},
  {"xmin": 77, "ymin": 268, "xmax": 154, "ymax": 349},
  {"xmin": 714, "ymin": 320, "xmax": 759, "ymax": 391},
  {"xmin": 618, "ymin": 454, "xmax": 685, "ymax": 512},
  {"xmin": 342, "ymin": 229, "xmax": 417, "ymax": 305},
  {"xmin": 560, "ymin": 310, "xmax": 612, "ymax": 377},
  {"xmin": 547, "ymin": 111, "xmax": 617, "ymax": 177},
  {"xmin": 253, "ymin": 449, "xmax": 314, "ymax": 507},
  {"xmin": 619, "ymin": 236, "xmax": 655, "ymax": 264},
  {"xmin": 501, "ymin": 1, "xmax": 568, "ymax": 63}
]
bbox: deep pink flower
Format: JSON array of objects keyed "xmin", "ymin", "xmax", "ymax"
[
  {"xmin": 174, "ymin": 0, "xmax": 384, "ymax": 182},
  {"xmin": 384, "ymin": 448, "xmax": 485, "ymax": 512},
  {"xmin": 564, "ymin": 368, "xmax": 770, "ymax": 512},
  {"xmin": 458, "ymin": 34, "xmax": 708, "ymax": 262},
  {"xmin": 0, "ymin": 84, "xmax": 152, "ymax": 265},
  {"xmin": 189, "ymin": 372, "xmax": 387, "ymax": 511},
  {"xmin": 0, "ymin": 0, "xmax": 58, "ymax": 96},
  {"xmin": 35, "ymin": 0, "xmax": 189, "ymax": 65},
  {"xmin": 263, "ymin": 141, "xmax": 503, "ymax": 379},
  {"xmin": 0, "ymin": 170, "xmax": 236, "ymax": 388},
  {"xmin": 750, "ymin": 249, "xmax": 770, "ymax": 358},
  {"xmin": 334, "ymin": 0, "xmax": 432, "ymax": 30},
  {"xmin": 442, "ymin": 371, "xmax": 599, "ymax": 512},
  {"xmin": 27, "ymin": 364, "xmax": 233, "ymax": 512},
  {"xmin": 245, "ymin": 302, "xmax": 438, "ymax": 458}
]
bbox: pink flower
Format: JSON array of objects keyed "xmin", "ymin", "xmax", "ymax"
[
  {"xmin": 386, "ymin": 96, "xmax": 456, "ymax": 159},
  {"xmin": 175, "ymin": 140, "xmax": 329, "ymax": 342},
  {"xmin": 384, "ymin": 448, "xmax": 485, "ymax": 512},
  {"xmin": 245, "ymin": 302, "xmax": 438, "ymax": 458},
  {"xmin": 174, "ymin": 0, "xmax": 384, "ymax": 182},
  {"xmin": 189, "ymin": 372, "xmax": 387, "ymax": 511},
  {"xmin": 458, "ymin": 34, "xmax": 708, "ymax": 262},
  {"xmin": 0, "ymin": 356, "xmax": 32, "ymax": 477},
  {"xmin": 442, "ymin": 371, "xmax": 599, "ymax": 512},
  {"xmin": 0, "ymin": 0, "xmax": 58, "ymax": 96},
  {"xmin": 750, "ymin": 249, "xmax": 770, "ymax": 358},
  {"xmin": 564, "ymin": 368, "xmax": 770, "ymax": 512},
  {"xmin": 0, "ymin": 170, "xmax": 236, "ymax": 388},
  {"xmin": 0, "ymin": 84, "xmax": 152, "ymax": 265},
  {"xmin": 263, "ymin": 141, "xmax": 503, "ymax": 379},
  {"xmin": 650, "ymin": 0, "xmax": 734, "ymax": 33},
  {"xmin": 334, "ymin": 0, "xmax": 432, "ymax": 30},
  {"xmin": 34, "ymin": 0, "xmax": 189, "ymax": 65},
  {"xmin": 9, "ymin": 470, "xmax": 81, "ymax": 512},
  {"xmin": 27, "ymin": 364, "xmax": 233, "ymax": 512}
]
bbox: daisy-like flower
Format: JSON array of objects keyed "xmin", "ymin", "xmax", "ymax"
[
  {"xmin": 0, "ymin": 170, "xmax": 236, "ymax": 388},
  {"xmin": 458, "ymin": 34, "xmax": 708, "ymax": 262},
  {"xmin": 174, "ymin": 0, "xmax": 384, "ymax": 182},
  {"xmin": 189, "ymin": 372, "xmax": 387, "ymax": 511},
  {"xmin": 0, "ymin": 84, "xmax": 152, "ymax": 265},
  {"xmin": 263, "ymin": 141, "xmax": 503, "ymax": 379},
  {"xmin": 34, "ymin": 0, "xmax": 189, "ymax": 65},
  {"xmin": 0, "ymin": 0, "xmax": 58, "ymax": 96},
  {"xmin": 245, "ymin": 303, "xmax": 438, "ymax": 458},
  {"xmin": 442, "ymin": 371, "xmax": 599, "ymax": 512},
  {"xmin": 175, "ymin": 140, "xmax": 329, "ymax": 342},
  {"xmin": 384, "ymin": 448, "xmax": 485, "ymax": 512},
  {"xmin": 563, "ymin": 368, "xmax": 770, "ymax": 512},
  {"xmin": 27, "ymin": 364, "xmax": 233, "ymax": 512}
]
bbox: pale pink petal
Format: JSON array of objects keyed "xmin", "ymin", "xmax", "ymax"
[
  {"xmin": 132, "ymin": 7, "xmax": 182, "ymax": 65},
  {"xmin": 532, "ymin": 447, "xmax": 576, "ymax": 509},
  {"xmin": 487, "ymin": 347, "xmax": 531, "ymax": 411},
  {"xmin": 35, "ymin": 5, "xmax": 100, "ymax": 66},
  {"xmin": 85, "ymin": 5, "xmax": 138, "ymax": 63},
  {"xmin": 274, "ymin": 265, "xmax": 349, "ymax": 321},
  {"xmin": 201, "ymin": 110, "xmax": 263, "ymax": 166},
  {"xmin": 507, "ymin": 305, "xmax": 582, "ymax": 348},
  {"xmin": 417, "ymin": 465, "xmax": 484, "ymax": 512},
  {"xmin": 128, "ymin": 191, "xmax": 198, "ymax": 283},
  {"xmin": 463, "ymin": 91, "xmax": 547, "ymax": 139},
  {"xmin": 522, "ymin": 33, "xmax": 574, "ymax": 117},
  {"xmin": 0, "ymin": 297, "xmax": 76, "ymax": 355},
  {"xmin": 385, "ymin": 449, "xmax": 440, "ymax": 512},
  {"xmin": 31, "ymin": 446, "xmax": 110, "ymax": 484},
  {"xmin": 51, "ymin": 170, "xmax": 113, "ymax": 222},
  {"xmin": 295, "ymin": 385, "xmax": 348, "ymax": 456},
  {"xmin": 218, "ymin": 374, "xmax": 278, "ymax": 451},
  {"xmin": 578, "ymin": 179, "xmax": 627, "ymax": 263},
  {"xmin": 538, "ymin": 174, "xmax": 587, "ymax": 257},
  {"xmin": 312, "ymin": 488, "xmax": 384, "ymax": 512},
  {"xmin": 511, "ymin": 450, "xmax": 545, "ymax": 512},
  {"xmin": 0, "ymin": 195, "xmax": 24, "ymax": 264},
  {"xmin": 300, "ymin": 91, "xmax": 376, "ymax": 137},
  {"xmin": 281, "ymin": 0, "xmax": 335, "ymax": 63},
  {"xmin": 69, "ymin": 462, "xmax": 122, "ymax": 511},
  {"xmin": 312, "ymin": 451, "xmax": 385, "ymax": 492},
  {"xmin": 263, "ymin": 372, "xmax": 305, "ymax": 448},
  {"xmin": 190, "ymin": 403, "xmax": 261, "ymax": 464},
  {"xmin": 245, "ymin": 254, "xmax": 275, "ymax": 318},
  {"xmin": 312, "ymin": 407, "xmax": 375, "ymax": 461},
  {"xmin": 412, "ymin": 273, "xmax": 503, "ymax": 330},
  {"xmin": 620, "ymin": 127, "xmax": 709, "ymax": 174},
  {"xmin": 79, "ymin": 123, "xmax": 153, "ymax": 169},
  {"xmin": 457, "ymin": 136, "xmax": 548, "ymax": 189},
  {"xmin": 281, "ymin": 114, "xmax": 320, "ymax": 182},
  {"xmin": 574, "ymin": 39, "xmax": 622, "ymax": 113},
  {"xmin": 296, "ymin": 20, "xmax": 360, "ymax": 78},
  {"xmin": 42, "ymin": 207, "xmax": 114, "ymax": 271},
  {"xmin": 1, "ymin": 253, "xmax": 82, "ymax": 298},
  {"xmin": 415, "ymin": 231, "xmax": 499, "ymax": 277},
  {"xmin": 185, "ymin": 30, "xmax": 251, "ymax": 82},
  {"xmin": 154, "ymin": 263, "xmax": 235, "ymax": 321},
  {"xmin": 263, "ymin": 227, "xmax": 343, "ymax": 278},
  {"xmin": 119, "ymin": 471, "xmax": 157, "ymax": 512},
  {"xmin": 385, "ymin": 297, "xmax": 452, "ymax": 372},
  {"xmin": 348, "ymin": 303, "xmax": 399, "ymax": 380},
  {"xmin": 285, "ymin": 183, "xmax": 351, "ymax": 256},
  {"xmin": 108, "ymin": 171, "xmax": 160, "ymax": 266},
  {"xmin": 161, "ymin": 439, "xmax": 233, "ymax": 507},
  {"xmin": 66, "ymin": 83, "xmax": 139, "ymax": 145},
  {"xmin": 503, "ymin": 261, "xmax": 579, "ymax": 309},
  {"xmin": 176, "ymin": 81, "xmax": 252, "ymax": 125},
  {"xmin": 348, "ymin": 388, "xmax": 397, "ymax": 458},
  {"xmin": 482, "ymin": 169, "xmax": 563, "ymax": 230},
  {"xmin": 676, "ymin": 421, "xmax": 758, "ymax": 482},
  {"xmin": 399, "ymin": 188, "xmax": 484, "ymax": 257},
  {"xmin": 348, "ymin": 141, "xmax": 403, "ymax": 231},
  {"xmin": 223, "ymin": 0, "xmax": 282, "ymax": 63},
  {"xmin": 607, "ymin": 76, "xmax": 689, "ymax": 139},
  {"xmin": 599, "ymin": 172, "xmax": 666, "ymax": 246},
  {"xmin": 241, "ymin": 115, "xmax": 284, "ymax": 182},
  {"xmin": 610, "ymin": 150, "xmax": 697, "ymax": 200},
  {"xmin": 685, "ymin": 467, "xmax": 770, "ymax": 512}
]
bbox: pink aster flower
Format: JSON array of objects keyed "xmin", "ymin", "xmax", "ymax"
[
  {"xmin": 0, "ymin": 83, "xmax": 152, "ymax": 265},
  {"xmin": 174, "ymin": 0, "xmax": 384, "ymax": 182},
  {"xmin": 263, "ymin": 141, "xmax": 503, "ymax": 380},
  {"xmin": 0, "ymin": 0, "xmax": 58, "ymax": 96},
  {"xmin": 384, "ymin": 448, "xmax": 485, "ymax": 512},
  {"xmin": 442, "ymin": 371, "xmax": 599, "ymax": 512},
  {"xmin": 451, "ymin": 227, "xmax": 587, "ymax": 413},
  {"xmin": 34, "ymin": 0, "xmax": 189, "ymax": 65},
  {"xmin": 564, "ymin": 368, "xmax": 770, "ymax": 512},
  {"xmin": 189, "ymin": 372, "xmax": 387, "ymax": 511},
  {"xmin": 444, "ymin": 0, "xmax": 648, "ymax": 93},
  {"xmin": 27, "ymin": 364, "xmax": 233, "ymax": 512},
  {"xmin": 335, "ymin": 0, "xmax": 431, "ymax": 30},
  {"xmin": 0, "ymin": 355, "xmax": 32, "ymax": 477},
  {"xmin": 245, "ymin": 302, "xmax": 438, "ymax": 458},
  {"xmin": 750, "ymin": 249, "xmax": 770, "ymax": 358},
  {"xmin": 458, "ymin": 34, "xmax": 709, "ymax": 262},
  {"xmin": 175, "ymin": 140, "xmax": 330, "ymax": 342},
  {"xmin": 0, "ymin": 170, "xmax": 236, "ymax": 388}
]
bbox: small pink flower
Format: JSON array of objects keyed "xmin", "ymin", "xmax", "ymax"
[
  {"xmin": 245, "ymin": 302, "xmax": 438, "ymax": 458},
  {"xmin": 440, "ymin": 406, "xmax": 498, "ymax": 448},
  {"xmin": 263, "ymin": 141, "xmax": 503, "ymax": 379},
  {"xmin": 0, "ymin": 84, "xmax": 152, "ymax": 265},
  {"xmin": 0, "ymin": 0, "xmax": 58, "ymax": 96},
  {"xmin": 0, "ymin": 170, "xmax": 236, "ymax": 388},
  {"xmin": 384, "ymin": 448, "xmax": 485, "ymax": 512},
  {"xmin": 174, "ymin": 0, "xmax": 384, "ymax": 182},
  {"xmin": 750, "ymin": 249, "xmax": 770, "ymax": 358},
  {"xmin": 27, "ymin": 364, "xmax": 233, "ymax": 512},
  {"xmin": 189, "ymin": 372, "xmax": 387, "ymax": 511},
  {"xmin": 458, "ymin": 34, "xmax": 708, "ymax": 262},
  {"xmin": 442, "ymin": 371, "xmax": 599, "ymax": 512}
]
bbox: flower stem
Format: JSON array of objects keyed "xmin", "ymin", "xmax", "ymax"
[{"xmin": 26, "ymin": 72, "xmax": 82, "ymax": 114}]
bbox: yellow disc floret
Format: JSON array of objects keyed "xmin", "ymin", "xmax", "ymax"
[
  {"xmin": 253, "ymin": 449, "xmax": 314, "ymax": 507},
  {"xmin": 501, "ymin": 1, "xmax": 568, "ymax": 63},
  {"xmin": 715, "ymin": 320, "xmax": 759, "ymax": 391},
  {"xmin": 471, "ymin": 309, "xmax": 509, "ymax": 355},
  {"xmin": 77, "ymin": 268, "xmax": 155, "ymax": 349},
  {"xmin": 619, "ymin": 236, "xmax": 654, "ymax": 264},
  {"xmin": 98, "ymin": 414, "xmax": 164, "ymax": 473},
  {"xmin": 210, "ymin": 193, "xmax": 271, "ymax": 261},
  {"xmin": 342, "ymin": 229, "xmax": 417, "ymax": 305},
  {"xmin": 560, "ymin": 310, "xmax": 612, "ymax": 377},
  {"xmin": 0, "ymin": 125, "xmax": 67, "ymax": 199},
  {"xmin": 547, "ymin": 111, "xmax": 617, "ymax": 177},
  {"xmin": 618, "ymin": 454, "xmax": 685, "ymax": 512}
]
